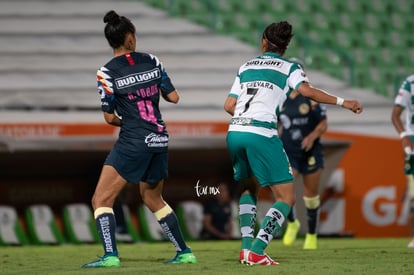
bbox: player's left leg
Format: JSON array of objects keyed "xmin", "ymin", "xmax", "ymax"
[
  {"xmin": 283, "ymin": 169, "xmax": 301, "ymax": 246},
  {"xmin": 302, "ymin": 168, "xmax": 322, "ymax": 250},
  {"xmin": 247, "ymin": 182, "xmax": 294, "ymax": 266},
  {"xmin": 140, "ymin": 180, "xmax": 196, "ymax": 264},
  {"xmin": 238, "ymin": 178, "xmax": 258, "ymax": 264}
]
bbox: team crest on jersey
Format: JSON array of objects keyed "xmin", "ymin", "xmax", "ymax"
[
  {"xmin": 299, "ymin": 103, "xmax": 310, "ymax": 115},
  {"xmin": 308, "ymin": 156, "xmax": 316, "ymax": 166}
]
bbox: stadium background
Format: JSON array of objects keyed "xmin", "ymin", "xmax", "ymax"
[{"xmin": 0, "ymin": 0, "xmax": 411, "ymax": 243}]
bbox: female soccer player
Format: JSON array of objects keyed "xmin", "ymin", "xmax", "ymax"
[
  {"xmin": 82, "ymin": 10, "xmax": 196, "ymax": 268},
  {"xmin": 278, "ymin": 58, "xmax": 328, "ymax": 249},
  {"xmin": 224, "ymin": 21, "xmax": 363, "ymax": 265},
  {"xmin": 391, "ymin": 73, "xmax": 414, "ymax": 248}
]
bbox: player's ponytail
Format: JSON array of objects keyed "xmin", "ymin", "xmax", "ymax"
[
  {"xmin": 103, "ymin": 10, "xmax": 136, "ymax": 49},
  {"xmin": 103, "ymin": 10, "xmax": 120, "ymax": 24}
]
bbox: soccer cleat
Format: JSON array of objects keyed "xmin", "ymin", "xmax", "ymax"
[
  {"xmin": 246, "ymin": 251, "xmax": 279, "ymax": 266},
  {"xmin": 303, "ymin": 233, "xmax": 317, "ymax": 250},
  {"xmin": 408, "ymin": 238, "xmax": 414, "ymax": 248},
  {"xmin": 283, "ymin": 219, "xmax": 300, "ymax": 246},
  {"xmin": 240, "ymin": 249, "xmax": 249, "ymax": 264},
  {"xmin": 165, "ymin": 252, "xmax": 197, "ymax": 264},
  {"xmin": 82, "ymin": 255, "xmax": 120, "ymax": 268}
]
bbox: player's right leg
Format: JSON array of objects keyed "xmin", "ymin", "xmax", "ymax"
[{"xmin": 82, "ymin": 165, "xmax": 126, "ymax": 268}]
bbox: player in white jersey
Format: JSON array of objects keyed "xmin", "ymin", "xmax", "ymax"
[
  {"xmin": 224, "ymin": 21, "xmax": 363, "ymax": 266},
  {"xmin": 391, "ymin": 74, "xmax": 414, "ymax": 248}
]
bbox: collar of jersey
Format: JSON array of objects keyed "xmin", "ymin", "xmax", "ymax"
[{"xmin": 261, "ymin": 52, "xmax": 282, "ymax": 59}]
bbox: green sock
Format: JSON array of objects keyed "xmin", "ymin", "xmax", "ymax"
[
  {"xmin": 239, "ymin": 194, "xmax": 257, "ymax": 250},
  {"xmin": 250, "ymin": 201, "xmax": 290, "ymax": 255}
]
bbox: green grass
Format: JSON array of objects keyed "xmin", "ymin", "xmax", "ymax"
[{"xmin": 1, "ymin": 238, "xmax": 413, "ymax": 274}]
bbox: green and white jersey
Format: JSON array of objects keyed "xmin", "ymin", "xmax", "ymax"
[
  {"xmin": 228, "ymin": 52, "xmax": 309, "ymax": 137},
  {"xmin": 394, "ymin": 74, "xmax": 414, "ymax": 135}
]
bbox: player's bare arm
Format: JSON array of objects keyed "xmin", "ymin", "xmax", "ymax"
[
  {"xmin": 103, "ymin": 112, "xmax": 122, "ymax": 126},
  {"xmin": 224, "ymin": 96, "xmax": 236, "ymax": 116},
  {"xmin": 298, "ymin": 82, "xmax": 363, "ymax": 114},
  {"xmin": 162, "ymin": 90, "xmax": 179, "ymax": 104},
  {"xmin": 391, "ymin": 105, "xmax": 413, "ymax": 151},
  {"xmin": 302, "ymin": 119, "xmax": 327, "ymax": 151}
]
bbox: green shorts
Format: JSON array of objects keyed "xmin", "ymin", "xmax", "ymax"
[{"xmin": 226, "ymin": 131, "xmax": 294, "ymax": 187}]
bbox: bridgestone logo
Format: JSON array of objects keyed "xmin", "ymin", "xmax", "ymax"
[
  {"xmin": 98, "ymin": 216, "xmax": 113, "ymax": 253},
  {"xmin": 115, "ymin": 68, "xmax": 161, "ymax": 89}
]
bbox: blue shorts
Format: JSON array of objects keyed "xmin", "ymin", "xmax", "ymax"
[
  {"xmin": 226, "ymin": 131, "xmax": 294, "ymax": 187},
  {"xmin": 286, "ymin": 147, "xmax": 324, "ymax": 175},
  {"xmin": 104, "ymin": 145, "xmax": 168, "ymax": 184}
]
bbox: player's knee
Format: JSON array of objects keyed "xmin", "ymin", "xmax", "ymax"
[
  {"xmin": 91, "ymin": 192, "xmax": 116, "ymax": 210},
  {"xmin": 303, "ymin": 195, "xmax": 320, "ymax": 209}
]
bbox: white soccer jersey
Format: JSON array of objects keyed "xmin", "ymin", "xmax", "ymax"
[
  {"xmin": 394, "ymin": 74, "xmax": 414, "ymax": 135},
  {"xmin": 228, "ymin": 52, "xmax": 309, "ymax": 137}
]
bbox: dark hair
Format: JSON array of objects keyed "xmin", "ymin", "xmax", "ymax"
[
  {"xmin": 103, "ymin": 10, "xmax": 136, "ymax": 49},
  {"xmin": 262, "ymin": 21, "xmax": 294, "ymax": 55}
]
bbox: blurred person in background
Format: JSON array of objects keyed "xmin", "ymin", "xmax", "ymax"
[
  {"xmin": 82, "ymin": 10, "xmax": 196, "ymax": 268},
  {"xmin": 224, "ymin": 21, "xmax": 363, "ymax": 266},
  {"xmin": 278, "ymin": 58, "xmax": 327, "ymax": 250},
  {"xmin": 201, "ymin": 182, "xmax": 233, "ymax": 240},
  {"xmin": 391, "ymin": 74, "xmax": 414, "ymax": 248}
]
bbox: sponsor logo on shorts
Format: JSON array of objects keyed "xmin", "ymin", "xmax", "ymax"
[{"xmin": 145, "ymin": 132, "xmax": 168, "ymax": 147}]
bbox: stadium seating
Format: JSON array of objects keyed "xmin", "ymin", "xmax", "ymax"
[
  {"xmin": 175, "ymin": 201, "xmax": 203, "ymax": 240},
  {"xmin": 25, "ymin": 204, "xmax": 66, "ymax": 245},
  {"xmin": 141, "ymin": 0, "xmax": 413, "ymax": 97},
  {"xmin": 137, "ymin": 205, "xmax": 167, "ymax": 242},
  {"xmin": 62, "ymin": 203, "xmax": 99, "ymax": 244},
  {"xmin": 256, "ymin": 200, "xmax": 273, "ymax": 226},
  {"xmin": 230, "ymin": 200, "xmax": 241, "ymax": 239},
  {"xmin": 1, "ymin": 201, "xmax": 215, "ymax": 245},
  {"xmin": 116, "ymin": 204, "xmax": 141, "ymax": 243},
  {"xmin": 0, "ymin": 205, "xmax": 30, "ymax": 245}
]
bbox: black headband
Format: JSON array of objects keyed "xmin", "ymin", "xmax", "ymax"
[{"xmin": 263, "ymin": 32, "xmax": 281, "ymax": 50}]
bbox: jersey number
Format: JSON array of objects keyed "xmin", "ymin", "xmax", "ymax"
[
  {"xmin": 137, "ymin": 100, "xmax": 157, "ymax": 124},
  {"xmin": 240, "ymin": 88, "xmax": 258, "ymax": 115}
]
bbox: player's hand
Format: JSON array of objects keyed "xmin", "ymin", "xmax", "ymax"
[
  {"xmin": 343, "ymin": 100, "xmax": 363, "ymax": 114},
  {"xmin": 301, "ymin": 136, "xmax": 315, "ymax": 152}
]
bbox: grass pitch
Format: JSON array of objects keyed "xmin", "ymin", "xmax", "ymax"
[{"xmin": 1, "ymin": 238, "xmax": 413, "ymax": 274}]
